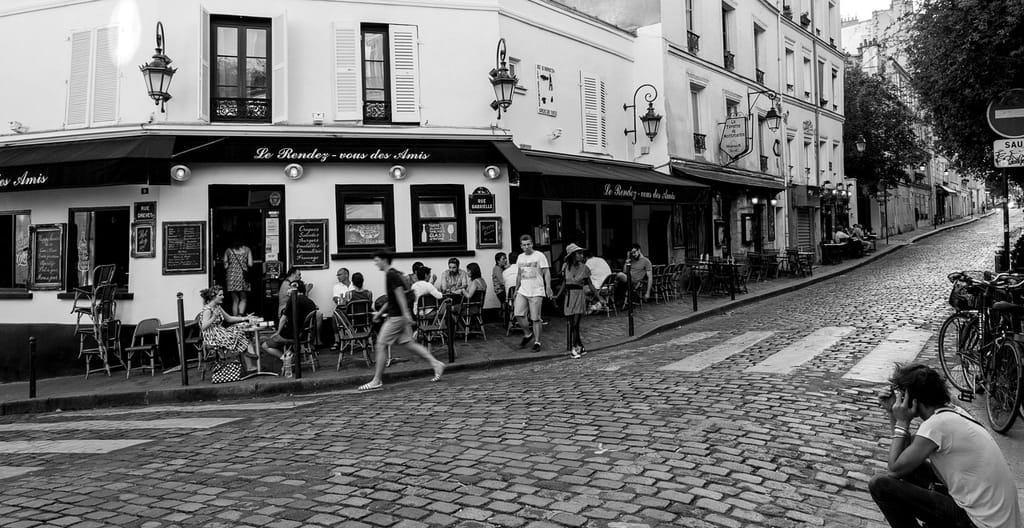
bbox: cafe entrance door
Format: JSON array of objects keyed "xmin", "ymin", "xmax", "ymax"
[{"xmin": 209, "ymin": 185, "xmax": 286, "ymax": 321}]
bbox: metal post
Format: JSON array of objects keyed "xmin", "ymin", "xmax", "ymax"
[
  {"xmin": 176, "ymin": 292, "xmax": 188, "ymax": 386},
  {"xmin": 446, "ymin": 303, "xmax": 455, "ymax": 363},
  {"xmin": 626, "ymin": 261, "xmax": 634, "ymax": 337},
  {"xmin": 730, "ymin": 264, "xmax": 736, "ymax": 301},
  {"xmin": 884, "ymin": 193, "xmax": 890, "ymax": 245},
  {"xmin": 290, "ymin": 288, "xmax": 301, "ymax": 379},
  {"xmin": 1004, "ymin": 169, "xmax": 1011, "ymax": 271},
  {"xmin": 692, "ymin": 275, "xmax": 698, "ymax": 312},
  {"xmin": 28, "ymin": 336, "xmax": 36, "ymax": 399}
]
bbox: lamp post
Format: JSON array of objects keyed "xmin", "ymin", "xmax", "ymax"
[
  {"xmin": 139, "ymin": 22, "xmax": 176, "ymax": 112},
  {"xmin": 489, "ymin": 38, "xmax": 518, "ymax": 118},
  {"xmin": 624, "ymin": 84, "xmax": 663, "ymax": 143}
]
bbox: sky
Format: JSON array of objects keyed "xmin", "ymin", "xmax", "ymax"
[{"xmin": 840, "ymin": 0, "xmax": 896, "ymax": 22}]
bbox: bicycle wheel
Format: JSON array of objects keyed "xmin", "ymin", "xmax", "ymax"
[
  {"xmin": 985, "ymin": 340, "xmax": 1024, "ymax": 434},
  {"xmin": 937, "ymin": 313, "xmax": 982, "ymax": 394}
]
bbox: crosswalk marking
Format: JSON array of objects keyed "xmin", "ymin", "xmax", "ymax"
[
  {"xmin": 666, "ymin": 331, "xmax": 720, "ymax": 347},
  {"xmin": 52, "ymin": 401, "xmax": 317, "ymax": 417},
  {"xmin": 0, "ymin": 466, "xmax": 42, "ymax": 480},
  {"xmin": 746, "ymin": 326, "xmax": 855, "ymax": 374},
  {"xmin": 0, "ymin": 417, "xmax": 241, "ymax": 432},
  {"xmin": 0, "ymin": 440, "xmax": 152, "ymax": 454},
  {"xmin": 658, "ymin": 331, "xmax": 775, "ymax": 372},
  {"xmin": 600, "ymin": 332, "xmax": 719, "ymax": 371},
  {"xmin": 843, "ymin": 328, "xmax": 932, "ymax": 382}
]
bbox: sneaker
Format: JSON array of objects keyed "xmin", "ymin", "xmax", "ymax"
[
  {"xmin": 532, "ymin": 342, "xmax": 542, "ymax": 352},
  {"xmin": 569, "ymin": 346, "xmax": 581, "ymax": 359},
  {"xmin": 519, "ymin": 333, "xmax": 535, "ymax": 348}
]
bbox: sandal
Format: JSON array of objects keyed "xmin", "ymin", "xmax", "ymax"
[
  {"xmin": 431, "ymin": 363, "xmax": 445, "ymax": 382},
  {"xmin": 357, "ymin": 382, "xmax": 383, "ymax": 392}
]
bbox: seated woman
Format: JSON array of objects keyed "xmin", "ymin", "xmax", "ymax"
[
  {"xmin": 199, "ymin": 286, "xmax": 257, "ymax": 371},
  {"xmin": 464, "ymin": 262, "xmax": 488, "ymax": 300},
  {"xmin": 278, "ymin": 267, "xmax": 302, "ymax": 317},
  {"xmin": 344, "ymin": 272, "xmax": 373, "ymax": 304}
]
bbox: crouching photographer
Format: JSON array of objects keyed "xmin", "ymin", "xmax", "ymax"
[{"xmin": 869, "ymin": 363, "xmax": 1021, "ymax": 528}]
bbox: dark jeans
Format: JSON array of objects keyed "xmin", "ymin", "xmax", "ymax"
[{"xmin": 869, "ymin": 470, "xmax": 976, "ymax": 528}]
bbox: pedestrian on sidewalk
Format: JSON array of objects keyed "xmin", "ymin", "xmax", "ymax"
[
  {"xmin": 869, "ymin": 363, "xmax": 1021, "ymax": 528},
  {"xmin": 556, "ymin": 243, "xmax": 590, "ymax": 358},
  {"xmin": 358, "ymin": 250, "xmax": 444, "ymax": 391},
  {"xmin": 514, "ymin": 234, "xmax": 553, "ymax": 352}
]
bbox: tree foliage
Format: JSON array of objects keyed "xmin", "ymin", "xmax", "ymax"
[
  {"xmin": 844, "ymin": 63, "xmax": 924, "ymax": 196},
  {"xmin": 907, "ymin": 0, "xmax": 1024, "ymax": 184}
]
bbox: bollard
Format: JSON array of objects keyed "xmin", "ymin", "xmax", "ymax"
[
  {"xmin": 290, "ymin": 287, "xmax": 301, "ymax": 379},
  {"xmin": 692, "ymin": 276, "xmax": 698, "ymax": 312},
  {"xmin": 28, "ymin": 336, "xmax": 36, "ymax": 399},
  {"xmin": 446, "ymin": 304, "xmax": 455, "ymax": 364},
  {"xmin": 626, "ymin": 261, "xmax": 634, "ymax": 337},
  {"xmin": 730, "ymin": 264, "xmax": 736, "ymax": 301},
  {"xmin": 176, "ymin": 292, "xmax": 188, "ymax": 387}
]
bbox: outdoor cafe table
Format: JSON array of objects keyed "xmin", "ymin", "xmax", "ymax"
[{"xmin": 240, "ymin": 321, "xmax": 279, "ymax": 379}]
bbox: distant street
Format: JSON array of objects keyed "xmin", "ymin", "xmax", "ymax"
[{"xmin": 1, "ymin": 212, "xmax": 1022, "ymax": 528}]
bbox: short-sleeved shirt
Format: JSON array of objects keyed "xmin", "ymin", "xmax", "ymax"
[
  {"xmin": 279, "ymin": 295, "xmax": 318, "ymax": 336},
  {"xmin": 502, "ymin": 265, "xmax": 518, "ymax": 293},
  {"xmin": 384, "ymin": 268, "xmax": 407, "ymax": 317},
  {"xmin": 332, "ymin": 282, "xmax": 352, "ymax": 302},
  {"xmin": 492, "ymin": 265, "xmax": 506, "ymax": 294},
  {"xmin": 629, "ymin": 255, "xmax": 652, "ymax": 284},
  {"xmin": 412, "ymin": 280, "xmax": 443, "ymax": 302},
  {"xmin": 516, "ymin": 251, "xmax": 549, "ymax": 298},
  {"xmin": 916, "ymin": 407, "xmax": 1022, "ymax": 528}
]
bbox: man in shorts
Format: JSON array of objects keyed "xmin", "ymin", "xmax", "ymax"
[
  {"xmin": 358, "ymin": 250, "xmax": 445, "ymax": 391},
  {"xmin": 514, "ymin": 234, "xmax": 553, "ymax": 352}
]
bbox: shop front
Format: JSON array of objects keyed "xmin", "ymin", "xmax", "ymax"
[{"xmin": 0, "ymin": 132, "xmax": 519, "ymax": 381}]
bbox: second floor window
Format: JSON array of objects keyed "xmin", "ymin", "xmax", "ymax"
[
  {"xmin": 362, "ymin": 25, "xmax": 390, "ymax": 122},
  {"xmin": 212, "ymin": 17, "xmax": 271, "ymax": 122}
]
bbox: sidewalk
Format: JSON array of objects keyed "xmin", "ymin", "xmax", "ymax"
[{"xmin": 0, "ymin": 213, "xmax": 994, "ymax": 415}]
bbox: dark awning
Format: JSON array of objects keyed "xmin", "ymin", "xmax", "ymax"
[
  {"xmin": 0, "ymin": 136, "xmax": 176, "ymax": 192},
  {"xmin": 516, "ymin": 150, "xmax": 708, "ymax": 204},
  {"xmin": 936, "ymin": 184, "xmax": 957, "ymax": 194},
  {"xmin": 670, "ymin": 161, "xmax": 786, "ymax": 191}
]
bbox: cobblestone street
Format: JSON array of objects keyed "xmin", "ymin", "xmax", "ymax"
[{"xmin": 1, "ymin": 213, "xmax": 1022, "ymax": 527}]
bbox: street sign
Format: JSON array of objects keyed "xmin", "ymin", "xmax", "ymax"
[
  {"xmin": 987, "ymin": 89, "xmax": 1024, "ymax": 138},
  {"xmin": 994, "ymin": 138, "xmax": 1024, "ymax": 167},
  {"xmin": 719, "ymin": 116, "xmax": 748, "ymax": 159}
]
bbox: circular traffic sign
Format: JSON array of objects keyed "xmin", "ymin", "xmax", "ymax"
[{"xmin": 987, "ymin": 88, "xmax": 1024, "ymax": 138}]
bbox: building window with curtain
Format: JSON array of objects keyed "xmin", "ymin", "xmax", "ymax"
[
  {"xmin": 361, "ymin": 24, "xmax": 391, "ymax": 122},
  {"xmin": 411, "ymin": 185, "xmax": 466, "ymax": 250},
  {"xmin": 68, "ymin": 207, "xmax": 130, "ymax": 289},
  {"xmin": 336, "ymin": 185, "xmax": 395, "ymax": 251},
  {"xmin": 0, "ymin": 211, "xmax": 30, "ymax": 289},
  {"xmin": 211, "ymin": 16, "xmax": 271, "ymax": 123}
]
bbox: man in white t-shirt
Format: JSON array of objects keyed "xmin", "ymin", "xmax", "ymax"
[
  {"xmin": 514, "ymin": 234, "xmax": 552, "ymax": 352},
  {"xmin": 331, "ymin": 267, "xmax": 353, "ymax": 308},
  {"xmin": 870, "ymin": 363, "xmax": 1021, "ymax": 528}
]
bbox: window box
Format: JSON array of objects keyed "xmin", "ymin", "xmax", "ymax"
[
  {"xmin": 411, "ymin": 185, "xmax": 466, "ymax": 251},
  {"xmin": 724, "ymin": 51, "xmax": 735, "ymax": 71},
  {"xmin": 335, "ymin": 185, "xmax": 395, "ymax": 253},
  {"xmin": 786, "ymin": 83, "xmax": 795, "ymax": 93},
  {"xmin": 800, "ymin": 12, "xmax": 811, "ymax": 26},
  {"xmin": 820, "ymin": 98, "xmax": 829, "ymax": 107},
  {"xmin": 756, "ymin": 69, "xmax": 765, "ymax": 85},
  {"xmin": 783, "ymin": 6, "xmax": 793, "ymax": 19},
  {"xmin": 687, "ymin": 31, "xmax": 700, "ymax": 54},
  {"xmin": 693, "ymin": 133, "xmax": 707, "ymax": 154}
]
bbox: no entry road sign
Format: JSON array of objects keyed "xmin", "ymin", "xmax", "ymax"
[{"xmin": 988, "ymin": 89, "xmax": 1024, "ymax": 138}]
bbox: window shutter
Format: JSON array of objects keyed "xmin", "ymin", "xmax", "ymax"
[
  {"xmin": 332, "ymin": 21, "xmax": 361, "ymax": 121},
  {"xmin": 580, "ymin": 72, "xmax": 605, "ymax": 153},
  {"xmin": 92, "ymin": 26, "xmax": 119, "ymax": 124},
  {"xmin": 66, "ymin": 30, "xmax": 92, "ymax": 127},
  {"xmin": 388, "ymin": 25, "xmax": 420, "ymax": 123},
  {"xmin": 272, "ymin": 12, "xmax": 289, "ymax": 123},
  {"xmin": 198, "ymin": 6, "xmax": 210, "ymax": 121}
]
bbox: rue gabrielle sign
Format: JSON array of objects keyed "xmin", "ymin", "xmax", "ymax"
[{"xmin": 254, "ymin": 147, "xmax": 432, "ymax": 163}]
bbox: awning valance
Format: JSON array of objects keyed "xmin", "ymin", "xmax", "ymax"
[
  {"xmin": 670, "ymin": 161, "xmax": 786, "ymax": 191},
  {"xmin": 936, "ymin": 184, "xmax": 957, "ymax": 194}
]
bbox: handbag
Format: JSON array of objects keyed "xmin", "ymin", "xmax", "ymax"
[{"xmin": 210, "ymin": 360, "xmax": 243, "ymax": 384}]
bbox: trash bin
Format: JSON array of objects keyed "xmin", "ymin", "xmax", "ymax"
[{"xmin": 995, "ymin": 249, "xmax": 1008, "ymax": 272}]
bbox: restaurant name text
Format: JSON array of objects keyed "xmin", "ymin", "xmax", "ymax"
[
  {"xmin": 0, "ymin": 171, "xmax": 48, "ymax": 189},
  {"xmin": 603, "ymin": 183, "xmax": 677, "ymax": 201},
  {"xmin": 254, "ymin": 147, "xmax": 432, "ymax": 163}
]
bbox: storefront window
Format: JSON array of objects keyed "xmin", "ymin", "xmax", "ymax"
[
  {"xmin": 411, "ymin": 185, "xmax": 465, "ymax": 249},
  {"xmin": 0, "ymin": 211, "xmax": 30, "ymax": 289},
  {"xmin": 336, "ymin": 185, "xmax": 394, "ymax": 250},
  {"xmin": 68, "ymin": 207, "xmax": 129, "ymax": 288}
]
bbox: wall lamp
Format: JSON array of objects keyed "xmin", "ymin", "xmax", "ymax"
[
  {"xmin": 751, "ymin": 196, "xmax": 760, "ymax": 205},
  {"xmin": 489, "ymin": 38, "xmax": 518, "ymax": 118},
  {"xmin": 747, "ymin": 88, "xmax": 781, "ymax": 132},
  {"xmin": 624, "ymin": 83, "xmax": 663, "ymax": 144},
  {"xmin": 139, "ymin": 22, "xmax": 177, "ymax": 113},
  {"xmin": 389, "ymin": 165, "xmax": 407, "ymax": 180},
  {"xmin": 284, "ymin": 163, "xmax": 304, "ymax": 180},
  {"xmin": 855, "ymin": 134, "xmax": 867, "ymax": 153},
  {"xmin": 170, "ymin": 164, "xmax": 191, "ymax": 182},
  {"xmin": 770, "ymin": 198, "xmax": 779, "ymax": 207},
  {"xmin": 483, "ymin": 165, "xmax": 501, "ymax": 180}
]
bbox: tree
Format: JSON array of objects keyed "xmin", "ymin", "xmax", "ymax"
[
  {"xmin": 908, "ymin": 0, "xmax": 1024, "ymax": 185},
  {"xmin": 844, "ymin": 63, "xmax": 924, "ymax": 196}
]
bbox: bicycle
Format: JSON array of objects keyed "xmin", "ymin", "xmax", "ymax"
[{"xmin": 936, "ymin": 271, "xmax": 1024, "ymax": 433}]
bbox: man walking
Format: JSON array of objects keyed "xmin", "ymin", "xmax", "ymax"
[
  {"xmin": 358, "ymin": 250, "xmax": 444, "ymax": 391},
  {"xmin": 514, "ymin": 234, "xmax": 553, "ymax": 352}
]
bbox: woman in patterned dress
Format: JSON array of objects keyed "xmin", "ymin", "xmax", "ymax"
[
  {"xmin": 199, "ymin": 286, "xmax": 257, "ymax": 370},
  {"xmin": 223, "ymin": 237, "xmax": 253, "ymax": 315},
  {"xmin": 557, "ymin": 244, "xmax": 590, "ymax": 359}
]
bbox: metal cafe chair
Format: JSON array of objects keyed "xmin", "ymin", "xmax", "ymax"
[
  {"xmin": 70, "ymin": 264, "xmax": 117, "ymax": 333},
  {"xmin": 419, "ymin": 298, "xmax": 453, "ymax": 351},
  {"xmin": 124, "ymin": 317, "xmax": 162, "ymax": 378},
  {"xmin": 594, "ymin": 275, "xmax": 618, "ymax": 317},
  {"xmin": 335, "ymin": 299, "xmax": 374, "ymax": 369},
  {"xmin": 459, "ymin": 290, "xmax": 487, "ymax": 342}
]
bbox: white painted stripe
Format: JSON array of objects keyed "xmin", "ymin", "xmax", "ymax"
[
  {"xmin": 601, "ymin": 332, "xmax": 719, "ymax": 371},
  {"xmin": 0, "ymin": 466, "xmax": 43, "ymax": 479},
  {"xmin": 658, "ymin": 331, "xmax": 775, "ymax": 372},
  {"xmin": 746, "ymin": 326, "xmax": 855, "ymax": 374},
  {"xmin": 54, "ymin": 401, "xmax": 318, "ymax": 417},
  {"xmin": 842, "ymin": 328, "xmax": 932, "ymax": 382},
  {"xmin": 0, "ymin": 417, "xmax": 241, "ymax": 432},
  {"xmin": 666, "ymin": 331, "xmax": 720, "ymax": 347},
  {"xmin": 0, "ymin": 440, "xmax": 151, "ymax": 454}
]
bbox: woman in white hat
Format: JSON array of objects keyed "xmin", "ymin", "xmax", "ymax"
[{"xmin": 557, "ymin": 243, "xmax": 591, "ymax": 358}]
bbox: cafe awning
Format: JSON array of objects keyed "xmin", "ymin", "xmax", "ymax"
[
  {"xmin": 936, "ymin": 184, "xmax": 958, "ymax": 194},
  {"xmin": 670, "ymin": 160, "xmax": 786, "ymax": 191}
]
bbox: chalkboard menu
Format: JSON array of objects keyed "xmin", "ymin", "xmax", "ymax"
[
  {"xmin": 29, "ymin": 223, "xmax": 65, "ymax": 289},
  {"xmin": 420, "ymin": 221, "xmax": 458, "ymax": 243},
  {"xmin": 289, "ymin": 219, "xmax": 329, "ymax": 270},
  {"xmin": 162, "ymin": 221, "xmax": 206, "ymax": 274}
]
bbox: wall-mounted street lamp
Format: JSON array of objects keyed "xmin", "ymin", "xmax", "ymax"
[
  {"xmin": 748, "ymin": 88, "xmax": 781, "ymax": 132},
  {"xmin": 489, "ymin": 38, "xmax": 518, "ymax": 118},
  {"xmin": 855, "ymin": 134, "xmax": 867, "ymax": 153},
  {"xmin": 624, "ymin": 84, "xmax": 663, "ymax": 144},
  {"xmin": 139, "ymin": 22, "xmax": 177, "ymax": 113}
]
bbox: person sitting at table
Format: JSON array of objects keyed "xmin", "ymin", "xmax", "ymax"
[
  {"xmin": 262, "ymin": 281, "xmax": 319, "ymax": 366},
  {"xmin": 411, "ymin": 266, "xmax": 443, "ymax": 303},
  {"xmin": 619, "ymin": 244, "xmax": 653, "ymax": 307},
  {"xmin": 435, "ymin": 257, "xmax": 470, "ymax": 295},
  {"xmin": 464, "ymin": 262, "xmax": 488, "ymax": 300},
  {"xmin": 344, "ymin": 272, "xmax": 373, "ymax": 304},
  {"xmin": 834, "ymin": 227, "xmax": 851, "ymax": 244},
  {"xmin": 278, "ymin": 267, "xmax": 302, "ymax": 317},
  {"xmin": 331, "ymin": 267, "xmax": 352, "ymax": 310},
  {"xmin": 407, "ymin": 261, "xmax": 435, "ymax": 286},
  {"xmin": 492, "ymin": 252, "xmax": 509, "ymax": 310},
  {"xmin": 199, "ymin": 286, "xmax": 258, "ymax": 371}
]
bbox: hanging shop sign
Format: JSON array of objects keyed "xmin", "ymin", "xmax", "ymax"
[
  {"xmin": 469, "ymin": 187, "xmax": 496, "ymax": 213},
  {"xmin": 719, "ymin": 116, "xmax": 748, "ymax": 160}
]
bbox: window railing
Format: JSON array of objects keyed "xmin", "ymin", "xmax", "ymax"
[
  {"xmin": 724, "ymin": 51, "xmax": 735, "ymax": 71},
  {"xmin": 820, "ymin": 97, "xmax": 829, "ymax": 107},
  {"xmin": 783, "ymin": 5, "xmax": 793, "ymax": 19},
  {"xmin": 800, "ymin": 12, "xmax": 811, "ymax": 27},
  {"xmin": 756, "ymin": 69, "xmax": 765, "ymax": 85},
  {"xmin": 760, "ymin": 155, "xmax": 769, "ymax": 172},
  {"xmin": 213, "ymin": 98, "xmax": 270, "ymax": 122},
  {"xmin": 687, "ymin": 31, "xmax": 700, "ymax": 53},
  {"xmin": 786, "ymin": 82, "xmax": 795, "ymax": 93},
  {"xmin": 694, "ymin": 133, "xmax": 707, "ymax": 153}
]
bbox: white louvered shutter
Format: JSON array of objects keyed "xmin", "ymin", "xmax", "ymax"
[
  {"xmin": 66, "ymin": 30, "xmax": 92, "ymax": 127},
  {"xmin": 272, "ymin": 12, "xmax": 289, "ymax": 123},
  {"xmin": 332, "ymin": 21, "xmax": 362, "ymax": 121},
  {"xmin": 198, "ymin": 6, "xmax": 210, "ymax": 121},
  {"xmin": 580, "ymin": 72, "xmax": 606, "ymax": 153},
  {"xmin": 388, "ymin": 25, "xmax": 420, "ymax": 123},
  {"xmin": 92, "ymin": 26, "xmax": 119, "ymax": 124}
]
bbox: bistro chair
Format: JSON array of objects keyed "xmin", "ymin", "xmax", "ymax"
[
  {"xmin": 459, "ymin": 290, "xmax": 487, "ymax": 342},
  {"xmin": 124, "ymin": 317, "xmax": 161, "ymax": 378},
  {"xmin": 290, "ymin": 310, "xmax": 320, "ymax": 372},
  {"xmin": 70, "ymin": 264, "xmax": 117, "ymax": 333},
  {"xmin": 79, "ymin": 318, "xmax": 123, "ymax": 379},
  {"xmin": 593, "ymin": 275, "xmax": 618, "ymax": 317},
  {"xmin": 335, "ymin": 299, "xmax": 374, "ymax": 369},
  {"xmin": 419, "ymin": 298, "xmax": 453, "ymax": 350},
  {"xmin": 762, "ymin": 249, "xmax": 781, "ymax": 279}
]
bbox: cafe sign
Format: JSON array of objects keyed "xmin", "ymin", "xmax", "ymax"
[
  {"xmin": 469, "ymin": 187, "xmax": 495, "ymax": 213},
  {"xmin": 253, "ymin": 147, "xmax": 432, "ymax": 163},
  {"xmin": 603, "ymin": 183, "xmax": 677, "ymax": 202},
  {"xmin": 0, "ymin": 170, "xmax": 49, "ymax": 190},
  {"xmin": 719, "ymin": 116, "xmax": 748, "ymax": 160}
]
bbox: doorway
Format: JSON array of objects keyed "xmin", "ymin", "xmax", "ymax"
[
  {"xmin": 600, "ymin": 204, "xmax": 632, "ymax": 265},
  {"xmin": 648, "ymin": 210, "xmax": 670, "ymax": 264}
]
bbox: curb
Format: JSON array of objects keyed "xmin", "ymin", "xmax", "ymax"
[{"xmin": 0, "ymin": 215, "xmax": 990, "ymax": 415}]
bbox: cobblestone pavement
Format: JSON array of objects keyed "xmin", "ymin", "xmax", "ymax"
[{"xmin": 1, "ymin": 213, "xmax": 1023, "ymax": 527}]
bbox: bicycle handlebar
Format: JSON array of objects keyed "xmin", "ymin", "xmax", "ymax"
[{"xmin": 949, "ymin": 270, "xmax": 1024, "ymax": 290}]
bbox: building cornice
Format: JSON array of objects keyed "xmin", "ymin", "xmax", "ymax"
[{"xmin": 499, "ymin": 7, "xmax": 634, "ymax": 62}]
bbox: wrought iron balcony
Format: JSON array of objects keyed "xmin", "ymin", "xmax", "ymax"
[
  {"xmin": 820, "ymin": 97, "xmax": 829, "ymax": 107},
  {"xmin": 724, "ymin": 51, "xmax": 735, "ymax": 71},
  {"xmin": 213, "ymin": 97, "xmax": 270, "ymax": 122},
  {"xmin": 693, "ymin": 133, "xmax": 707, "ymax": 154},
  {"xmin": 786, "ymin": 83, "xmax": 795, "ymax": 94},
  {"xmin": 783, "ymin": 5, "xmax": 793, "ymax": 20},
  {"xmin": 687, "ymin": 31, "xmax": 700, "ymax": 53},
  {"xmin": 800, "ymin": 12, "xmax": 811, "ymax": 27},
  {"xmin": 756, "ymin": 69, "xmax": 765, "ymax": 85},
  {"xmin": 760, "ymin": 156, "xmax": 769, "ymax": 172}
]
